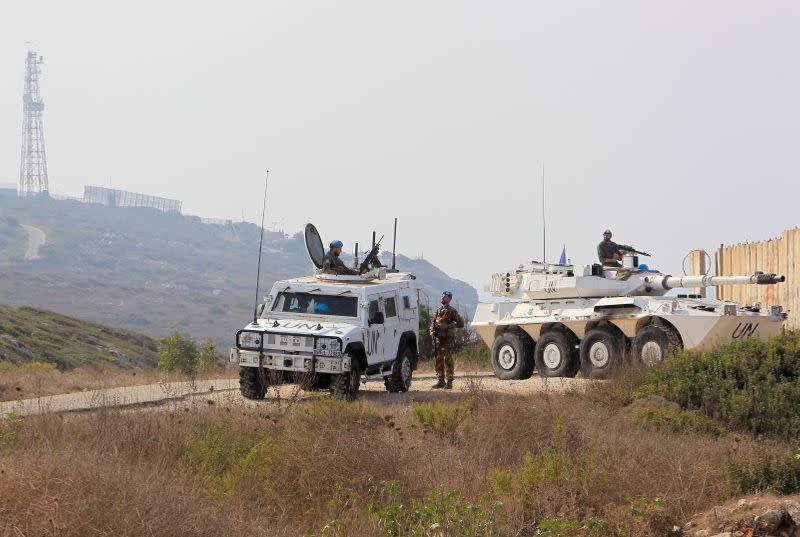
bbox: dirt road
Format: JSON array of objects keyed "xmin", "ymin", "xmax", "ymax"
[
  {"xmin": 0, "ymin": 373, "xmax": 591, "ymax": 418},
  {"xmin": 20, "ymin": 224, "xmax": 46, "ymax": 260}
]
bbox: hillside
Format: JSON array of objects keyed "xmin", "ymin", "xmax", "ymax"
[
  {"xmin": 0, "ymin": 193, "xmax": 478, "ymax": 345},
  {"xmin": 0, "ymin": 303, "xmax": 158, "ymax": 369}
]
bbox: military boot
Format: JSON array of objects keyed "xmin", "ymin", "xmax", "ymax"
[
  {"xmin": 445, "ymin": 380, "xmax": 453, "ymax": 390},
  {"xmin": 431, "ymin": 379, "xmax": 446, "ymax": 389}
]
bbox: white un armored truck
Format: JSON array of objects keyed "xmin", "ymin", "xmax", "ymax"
[
  {"xmin": 230, "ymin": 223, "xmax": 420, "ymax": 400},
  {"xmin": 472, "ymin": 253, "xmax": 786, "ymax": 380}
]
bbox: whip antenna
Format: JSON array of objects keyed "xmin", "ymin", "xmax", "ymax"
[
  {"xmin": 542, "ymin": 163, "xmax": 546, "ymax": 263},
  {"xmin": 253, "ymin": 170, "xmax": 270, "ymax": 324}
]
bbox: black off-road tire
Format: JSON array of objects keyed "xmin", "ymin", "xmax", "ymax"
[
  {"xmin": 239, "ymin": 365, "xmax": 266, "ymax": 400},
  {"xmin": 632, "ymin": 325, "xmax": 682, "ymax": 368},
  {"xmin": 330, "ymin": 356, "xmax": 362, "ymax": 401},
  {"xmin": 579, "ymin": 326, "xmax": 625, "ymax": 379},
  {"xmin": 385, "ymin": 345, "xmax": 414, "ymax": 393},
  {"xmin": 534, "ymin": 330, "xmax": 580, "ymax": 378},
  {"xmin": 491, "ymin": 330, "xmax": 535, "ymax": 380}
]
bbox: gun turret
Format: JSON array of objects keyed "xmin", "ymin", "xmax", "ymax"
[{"xmin": 645, "ymin": 273, "xmax": 785, "ymax": 291}]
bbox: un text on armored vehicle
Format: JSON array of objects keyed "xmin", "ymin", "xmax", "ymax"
[
  {"xmin": 230, "ymin": 223, "xmax": 421, "ymax": 400},
  {"xmin": 472, "ymin": 251, "xmax": 786, "ymax": 380}
]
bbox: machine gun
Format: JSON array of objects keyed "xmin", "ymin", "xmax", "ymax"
[
  {"xmin": 617, "ymin": 244, "xmax": 651, "ymax": 257},
  {"xmin": 359, "ymin": 235, "xmax": 385, "ymax": 273}
]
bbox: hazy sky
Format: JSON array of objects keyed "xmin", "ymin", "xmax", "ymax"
[{"xmin": 1, "ymin": 1, "xmax": 798, "ymax": 289}]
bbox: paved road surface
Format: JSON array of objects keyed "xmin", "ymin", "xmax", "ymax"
[
  {"xmin": 0, "ymin": 373, "xmax": 590, "ymax": 418},
  {"xmin": 20, "ymin": 224, "xmax": 46, "ymax": 260}
]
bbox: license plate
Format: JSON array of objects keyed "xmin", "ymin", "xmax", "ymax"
[{"xmin": 280, "ymin": 335, "xmax": 302, "ymax": 346}]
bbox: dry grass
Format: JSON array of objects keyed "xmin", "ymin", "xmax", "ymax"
[
  {"xmin": 0, "ymin": 365, "xmax": 237, "ymax": 402},
  {"xmin": 0, "ymin": 386, "xmax": 789, "ymax": 537}
]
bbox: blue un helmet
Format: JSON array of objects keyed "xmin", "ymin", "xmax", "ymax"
[{"xmin": 330, "ymin": 240, "xmax": 344, "ymax": 248}]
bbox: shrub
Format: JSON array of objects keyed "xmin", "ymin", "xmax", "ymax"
[
  {"xmin": 157, "ymin": 331, "xmax": 198, "ymax": 375},
  {"xmin": 181, "ymin": 424, "xmax": 276, "ymax": 498},
  {"xmin": 196, "ymin": 339, "xmax": 219, "ymax": 373},
  {"xmin": 365, "ymin": 481, "xmax": 505, "ymax": 537},
  {"xmin": 630, "ymin": 406, "xmax": 726, "ymax": 436},
  {"xmin": 728, "ymin": 448, "xmax": 800, "ymax": 495},
  {"xmin": 535, "ymin": 518, "xmax": 617, "ymax": 537},
  {"xmin": 637, "ymin": 332, "xmax": 800, "ymax": 438},
  {"xmin": 410, "ymin": 399, "xmax": 473, "ymax": 436}
]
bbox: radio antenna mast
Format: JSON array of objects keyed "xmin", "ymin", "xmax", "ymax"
[
  {"xmin": 252, "ymin": 170, "xmax": 270, "ymax": 324},
  {"xmin": 541, "ymin": 163, "xmax": 546, "ymax": 263}
]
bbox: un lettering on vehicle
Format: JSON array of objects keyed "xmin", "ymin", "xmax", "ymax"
[
  {"xmin": 366, "ymin": 329, "xmax": 381, "ymax": 356},
  {"xmin": 731, "ymin": 322, "xmax": 759, "ymax": 339}
]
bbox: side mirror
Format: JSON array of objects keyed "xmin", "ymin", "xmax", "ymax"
[{"xmin": 369, "ymin": 311, "xmax": 385, "ymax": 326}]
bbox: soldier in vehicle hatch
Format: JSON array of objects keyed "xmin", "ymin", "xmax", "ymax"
[
  {"xmin": 597, "ymin": 229, "xmax": 624, "ymax": 267},
  {"xmin": 322, "ymin": 240, "xmax": 361, "ymax": 275},
  {"xmin": 430, "ymin": 291, "xmax": 465, "ymax": 390}
]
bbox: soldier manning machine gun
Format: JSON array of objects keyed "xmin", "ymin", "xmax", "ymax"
[{"xmin": 472, "ymin": 254, "xmax": 786, "ymax": 380}]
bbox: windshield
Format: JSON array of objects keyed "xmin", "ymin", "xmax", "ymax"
[{"xmin": 269, "ymin": 292, "xmax": 359, "ymax": 318}]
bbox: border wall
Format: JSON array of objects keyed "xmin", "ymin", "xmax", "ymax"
[
  {"xmin": 83, "ymin": 186, "xmax": 182, "ymax": 214},
  {"xmin": 691, "ymin": 229, "xmax": 798, "ymax": 329}
]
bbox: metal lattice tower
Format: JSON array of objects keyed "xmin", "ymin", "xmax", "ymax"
[{"xmin": 19, "ymin": 48, "xmax": 49, "ymax": 196}]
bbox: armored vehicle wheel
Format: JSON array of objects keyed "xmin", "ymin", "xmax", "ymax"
[
  {"xmin": 330, "ymin": 356, "xmax": 362, "ymax": 400},
  {"xmin": 385, "ymin": 345, "xmax": 413, "ymax": 393},
  {"xmin": 632, "ymin": 325, "xmax": 681, "ymax": 368},
  {"xmin": 239, "ymin": 366, "xmax": 267, "ymax": 400},
  {"xmin": 534, "ymin": 330, "xmax": 580, "ymax": 378},
  {"xmin": 491, "ymin": 331, "xmax": 535, "ymax": 380},
  {"xmin": 579, "ymin": 326, "xmax": 624, "ymax": 379}
]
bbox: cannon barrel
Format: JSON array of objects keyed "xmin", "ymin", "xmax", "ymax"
[{"xmin": 645, "ymin": 273, "xmax": 785, "ymax": 290}]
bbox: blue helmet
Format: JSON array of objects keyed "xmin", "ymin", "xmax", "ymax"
[
  {"xmin": 442, "ymin": 291, "xmax": 453, "ymax": 297},
  {"xmin": 330, "ymin": 240, "xmax": 344, "ymax": 248},
  {"xmin": 314, "ymin": 303, "xmax": 330, "ymax": 312}
]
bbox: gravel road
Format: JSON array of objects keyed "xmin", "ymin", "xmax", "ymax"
[{"xmin": 0, "ymin": 373, "xmax": 591, "ymax": 418}]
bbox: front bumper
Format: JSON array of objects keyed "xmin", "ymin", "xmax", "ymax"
[{"xmin": 229, "ymin": 347, "xmax": 351, "ymax": 374}]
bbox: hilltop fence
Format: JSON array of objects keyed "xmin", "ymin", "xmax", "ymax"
[{"xmin": 690, "ymin": 229, "xmax": 799, "ymax": 329}]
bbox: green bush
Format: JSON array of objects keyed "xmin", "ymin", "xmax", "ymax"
[
  {"xmin": 535, "ymin": 518, "xmax": 617, "ymax": 537},
  {"xmin": 157, "ymin": 331, "xmax": 198, "ymax": 375},
  {"xmin": 609, "ymin": 332, "xmax": 800, "ymax": 439},
  {"xmin": 630, "ymin": 406, "xmax": 726, "ymax": 436},
  {"xmin": 410, "ymin": 399, "xmax": 473, "ymax": 436},
  {"xmin": 728, "ymin": 448, "xmax": 800, "ymax": 495}
]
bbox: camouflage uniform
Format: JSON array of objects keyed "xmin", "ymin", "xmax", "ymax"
[
  {"xmin": 322, "ymin": 250, "xmax": 358, "ymax": 275},
  {"xmin": 597, "ymin": 240, "xmax": 622, "ymax": 266},
  {"xmin": 430, "ymin": 304, "xmax": 465, "ymax": 382}
]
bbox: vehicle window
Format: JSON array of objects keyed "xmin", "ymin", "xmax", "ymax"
[
  {"xmin": 270, "ymin": 292, "xmax": 358, "ymax": 317},
  {"xmin": 384, "ymin": 297, "xmax": 397, "ymax": 318},
  {"xmin": 368, "ymin": 299, "xmax": 380, "ymax": 319}
]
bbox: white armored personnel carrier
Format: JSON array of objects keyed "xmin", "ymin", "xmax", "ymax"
[
  {"xmin": 230, "ymin": 224, "xmax": 420, "ymax": 400},
  {"xmin": 472, "ymin": 254, "xmax": 786, "ymax": 379}
]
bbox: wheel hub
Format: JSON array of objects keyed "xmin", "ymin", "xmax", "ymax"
[
  {"xmin": 542, "ymin": 343, "xmax": 562, "ymax": 369},
  {"xmin": 497, "ymin": 344, "xmax": 517, "ymax": 370},
  {"xmin": 589, "ymin": 341, "xmax": 610, "ymax": 368},
  {"xmin": 640, "ymin": 341, "xmax": 663, "ymax": 367}
]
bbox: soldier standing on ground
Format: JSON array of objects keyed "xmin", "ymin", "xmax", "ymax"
[
  {"xmin": 322, "ymin": 240, "xmax": 360, "ymax": 275},
  {"xmin": 430, "ymin": 291, "xmax": 465, "ymax": 390}
]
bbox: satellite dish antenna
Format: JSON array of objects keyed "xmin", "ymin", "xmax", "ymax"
[{"xmin": 304, "ymin": 223, "xmax": 325, "ymax": 270}]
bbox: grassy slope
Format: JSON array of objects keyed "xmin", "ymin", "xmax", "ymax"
[
  {"xmin": 0, "ymin": 303, "xmax": 157, "ymax": 369},
  {"xmin": 0, "ymin": 194, "xmax": 478, "ymax": 347}
]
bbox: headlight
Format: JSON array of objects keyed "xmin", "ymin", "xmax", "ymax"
[
  {"xmin": 314, "ymin": 337, "xmax": 342, "ymax": 356},
  {"xmin": 238, "ymin": 331, "xmax": 263, "ymax": 350}
]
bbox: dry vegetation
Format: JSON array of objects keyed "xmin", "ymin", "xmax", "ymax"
[{"xmin": 1, "ymin": 385, "xmax": 792, "ymax": 537}]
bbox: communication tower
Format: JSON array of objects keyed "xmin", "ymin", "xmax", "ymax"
[{"xmin": 19, "ymin": 48, "xmax": 49, "ymax": 196}]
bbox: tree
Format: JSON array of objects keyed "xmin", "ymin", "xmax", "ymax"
[{"xmin": 157, "ymin": 331, "xmax": 198, "ymax": 375}]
